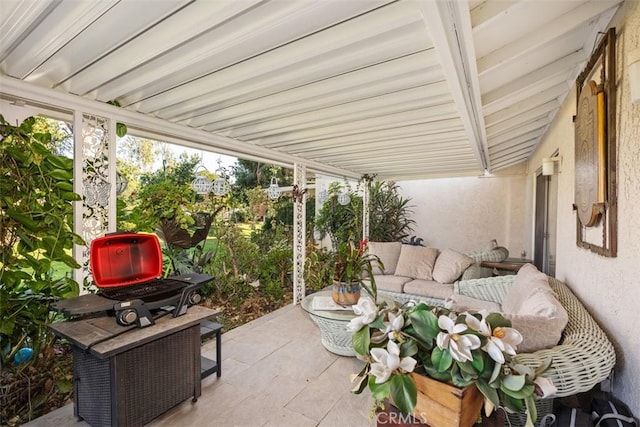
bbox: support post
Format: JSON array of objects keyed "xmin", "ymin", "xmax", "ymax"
[
  {"xmin": 292, "ymin": 163, "xmax": 307, "ymax": 304},
  {"xmin": 362, "ymin": 178, "xmax": 370, "ymax": 242},
  {"xmin": 72, "ymin": 111, "xmax": 117, "ymax": 287}
]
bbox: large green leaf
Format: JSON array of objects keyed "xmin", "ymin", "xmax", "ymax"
[
  {"xmin": 47, "ymin": 168, "xmax": 73, "ymax": 180},
  {"xmin": 408, "ymin": 309, "xmax": 439, "ymax": 343},
  {"xmin": 476, "ymin": 379, "xmax": 500, "ymax": 408},
  {"xmin": 390, "ymin": 374, "xmax": 417, "ymax": 415},
  {"xmin": 352, "ymin": 325, "xmax": 370, "ymax": 356},
  {"xmin": 502, "ymin": 374, "xmax": 526, "ymax": 391},
  {"xmin": 431, "ymin": 346, "xmax": 453, "ymax": 372},
  {"xmin": 500, "ymin": 383, "xmax": 535, "ymax": 400},
  {"xmin": 368, "ymin": 376, "xmax": 391, "ymax": 400},
  {"xmin": 7, "ymin": 208, "xmax": 37, "ymax": 231}
]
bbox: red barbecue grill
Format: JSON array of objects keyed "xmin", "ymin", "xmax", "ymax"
[{"xmin": 52, "ymin": 232, "xmax": 213, "ymax": 328}]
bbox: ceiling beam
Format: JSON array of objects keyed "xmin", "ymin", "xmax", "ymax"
[
  {"xmin": 0, "ymin": 76, "xmax": 360, "ymax": 178},
  {"xmin": 418, "ymin": 0, "xmax": 489, "ymax": 171}
]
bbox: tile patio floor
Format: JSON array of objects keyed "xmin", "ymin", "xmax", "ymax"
[{"xmin": 25, "ymin": 303, "xmax": 376, "ymax": 427}]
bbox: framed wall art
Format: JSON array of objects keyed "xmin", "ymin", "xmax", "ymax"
[{"xmin": 573, "ymin": 27, "xmax": 617, "ymax": 257}]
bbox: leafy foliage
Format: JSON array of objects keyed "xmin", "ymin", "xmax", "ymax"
[
  {"xmin": 231, "ymin": 159, "xmax": 292, "ymax": 196},
  {"xmin": 0, "ymin": 115, "xmax": 82, "ymax": 366},
  {"xmin": 315, "ymin": 182, "xmax": 362, "ymax": 247},
  {"xmin": 315, "ymin": 180, "xmax": 414, "ymax": 247},
  {"xmin": 368, "ymin": 181, "xmax": 415, "ymax": 242},
  {"xmin": 350, "ymin": 297, "xmax": 553, "ymax": 426}
]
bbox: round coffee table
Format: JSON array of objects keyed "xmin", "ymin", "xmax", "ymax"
[{"xmin": 301, "ymin": 290, "xmax": 392, "ymax": 357}]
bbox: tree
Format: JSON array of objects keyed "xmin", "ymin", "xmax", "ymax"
[
  {"xmin": 231, "ymin": 160, "xmax": 293, "ymax": 196},
  {"xmin": 314, "ymin": 180, "xmax": 415, "ymax": 247},
  {"xmin": 0, "ymin": 115, "xmax": 83, "ymax": 367},
  {"xmin": 368, "ymin": 181, "xmax": 415, "ymax": 242}
]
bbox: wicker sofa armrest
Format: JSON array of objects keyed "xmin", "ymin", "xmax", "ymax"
[
  {"xmin": 513, "ymin": 278, "xmax": 616, "ymax": 397},
  {"xmin": 459, "ymin": 263, "xmax": 482, "ymax": 281},
  {"xmin": 454, "ymin": 275, "xmax": 515, "ymax": 303}
]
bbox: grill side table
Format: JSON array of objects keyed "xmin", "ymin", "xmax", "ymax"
[{"xmin": 49, "ymin": 306, "xmax": 219, "ymax": 427}]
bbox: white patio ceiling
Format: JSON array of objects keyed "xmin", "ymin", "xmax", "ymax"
[{"xmin": 0, "ymin": 0, "xmax": 621, "ymax": 180}]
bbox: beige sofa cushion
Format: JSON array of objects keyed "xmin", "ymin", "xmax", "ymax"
[
  {"xmin": 369, "ymin": 275, "xmax": 412, "ymax": 293},
  {"xmin": 432, "ymin": 249, "xmax": 474, "ymax": 284},
  {"xmin": 368, "ymin": 241, "xmax": 402, "ymax": 275},
  {"xmin": 502, "ymin": 268, "xmax": 568, "ymax": 352},
  {"xmin": 501, "ymin": 263, "xmax": 552, "ymax": 313},
  {"xmin": 403, "ymin": 279, "xmax": 453, "ymax": 300},
  {"xmin": 506, "ymin": 309, "xmax": 568, "ymax": 353},
  {"xmin": 394, "ymin": 245, "xmax": 439, "ymax": 280}
]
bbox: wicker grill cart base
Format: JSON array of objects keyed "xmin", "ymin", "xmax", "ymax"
[{"xmin": 49, "ymin": 306, "xmax": 219, "ymax": 427}]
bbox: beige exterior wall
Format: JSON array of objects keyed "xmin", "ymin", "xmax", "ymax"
[
  {"xmin": 398, "ymin": 163, "xmax": 529, "ymax": 256},
  {"xmin": 400, "ymin": 0, "xmax": 639, "ymax": 413},
  {"xmin": 527, "ymin": 0, "xmax": 640, "ymax": 414}
]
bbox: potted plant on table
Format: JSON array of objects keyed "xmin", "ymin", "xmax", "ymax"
[
  {"xmin": 328, "ymin": 240, "xmax": 381, "ymax": 306},
  {"xmin": 348, "ymin": 287, "xmax": 557, "ymax": 427}
]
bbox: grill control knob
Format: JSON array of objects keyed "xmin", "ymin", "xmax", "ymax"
[
  {"xmin": 188, "ymin": 292, "xmax": 202, "ymax": 305},
  {"xmin": 118, "ymin": 309, "xmax": 138, "ymax": 326}
]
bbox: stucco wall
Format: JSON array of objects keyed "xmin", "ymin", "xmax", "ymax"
[
  {"xmin": 397, "ymin": 163, "xmax": 528, "ymax": 255},
  {"xmin": 528, "ymin": 0, "xmax": 640, "ymax": 414}
]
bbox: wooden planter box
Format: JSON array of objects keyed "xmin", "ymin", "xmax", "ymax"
[{"xmin": 409, "ymin": 373, "xmax": 484, "ymax": 427}]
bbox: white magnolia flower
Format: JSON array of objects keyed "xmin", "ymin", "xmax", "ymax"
[
  {"xmin": 383, "ymin": 311, "xmax": 405, "ymax": 340},
  {"xmin": 436, "ymin": 315, "xmax": 481, "ymax": 362},
  {"xmin": 534, "ymin": 376, "xmax": 557, "ymax": 398},
  {"xmin": 465, "ymin": 313, "xmax": 523, "ymax": 364},
  {"xmin": 346, "ymin": 298, "xmax": 378, "ymax": 332},
  {"xmin": 370, "ymin": 340, "xmax": 417, "ymax": 384}
]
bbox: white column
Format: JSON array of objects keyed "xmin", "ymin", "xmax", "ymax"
[
  {"xmin": 293, "ymin": 163, "xmax": 307, "ymax": 304},
  {"xmin": 72, "ymin": 111, "xmax": 116, "ymax": 287},
  {"xmin": 362, "ymin": 179, "xmax": 370, "ymax": 242}
]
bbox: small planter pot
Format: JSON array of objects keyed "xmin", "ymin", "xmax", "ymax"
[{"xmin": 331, "ymin": 281, "xmax": 360, "ymax": 305}]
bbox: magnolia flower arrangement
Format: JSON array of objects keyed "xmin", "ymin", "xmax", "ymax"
[{"xmin": 348, "ymin": 287, "xmax": 556, "ymax": 426}]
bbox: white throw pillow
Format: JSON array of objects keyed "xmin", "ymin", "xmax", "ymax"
[
  {"xmin": 506, "ymin": 311, "xmax": 568, "ymax": 353},
  {"xmin": 432, "ymin": 249, "xmax": 474, "ymax": 284},
  {"xmin": 367, "ymin": 241, "xmax": 402, "ymax": 275},
  {"xmin": 505, "ymin": 285, "xmax": 568, "ymax": 352},
  {"xmin": 501, "ymin": 263, "xmax": 552, "ymax": 313},
  {"xmin": 394, "ymin": 245, "xmax": 439, "ymax": 280}
]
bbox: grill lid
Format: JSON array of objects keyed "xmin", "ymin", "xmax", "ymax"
[{"xmin": 90, "ymin": 232, "xmax": 163, "ymax": 288}]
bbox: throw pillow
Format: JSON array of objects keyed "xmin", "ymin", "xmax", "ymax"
[
  {"xmin": 504, "ymin": 284, "xmax": 568, "ymax": 352},
  {"xmin": 505, "ymin": 310, "xmax": 568, "ymax": 352},
  {"xmin": 501, "ymin": 263, "xmax": 551, "ymax": 313},
  {"xmin": 394, "ymin": 245, "xmax": 439, "ymax": 280},
  {"xmin": 518, "ymin": 286, "xmax": 565, "ymax": 318},
  {"xmin": 368, "ymin": 241, "xmax": 402, "ymax": 275},
  {"xmin": 432, "ymin": 249, "xmax": 474, "ymax": 284}
]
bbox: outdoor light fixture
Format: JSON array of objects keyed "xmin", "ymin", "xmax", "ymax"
[
  {"xmin": 542, "ymin": 156, "xmax": 562, "ymax": 176},
  {"xmin": 337, "ymin": 191, "xmax": 350, "ymax": 205},
  {"xmin": 190, "ymin": 165, "xmax": 212, "ymax": 195},
  {"xmin": 267, "ymin": 177, "xmax": 281, "ymax": 200},
  {"xmin": 115, "ymin": 172, "xmax": 128, "ymax": 195},
  {"xmin": 211, "ymin": 158, "xmax": 230, "ymax": 196},
  {"xmin": 317, "ymin": 189, "xmax": 329, "ymax": 204}
]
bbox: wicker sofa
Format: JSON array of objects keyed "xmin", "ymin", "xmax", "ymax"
[
  {"xmin": 370, "ymin": 241, "xmax": 509, "ymax": 306},
  {"xmin": 454, "ymin": 274, "xmax": 616, "ymax": 426}
]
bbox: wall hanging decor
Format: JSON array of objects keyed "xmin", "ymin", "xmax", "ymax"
[{"xmin": 573, "ymin": 27, "xmax": 617, "ymax": 257}]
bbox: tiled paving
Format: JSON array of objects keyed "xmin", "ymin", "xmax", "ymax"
[{"xmin": 25, "ymin": 304, "xmax": 375, "ymax": 427}]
